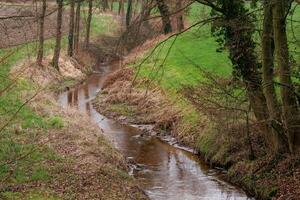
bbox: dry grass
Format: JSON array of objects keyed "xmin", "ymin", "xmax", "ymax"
[
  {"xmin": 93, "ymin": 67, "xmax": 180, "ymax": 135},
  {"xmin": 11, "ymin": 54, "xmax": 85, "ymax": 86},
  {"xmin": 8, "ymin": 58, "xmax": 148, "ymax": 200},
  {"xmin": 30, "ymin": 93, "xmax": 147, "ymax": 199},
  {"xmin": 91, "ymin": 37, "xmax": 300, "ymax": 200}
]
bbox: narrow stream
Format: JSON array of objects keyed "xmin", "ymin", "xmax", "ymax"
[{"xmin": 58, "ymin": 63, "xmax": 253, "ymax": 200}]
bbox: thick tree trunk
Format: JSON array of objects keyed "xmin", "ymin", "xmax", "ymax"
[
  {"xmin": 74, "ymin": 0, "xmax": 81, "ymax": 54},
  {"xmin": 175, "ymin": 0, "xmax": 184, "ymax": 31},
  {"xmin": 221, "ymin": 1, "xmax": 271, "ymax": 143},
  {"xmin": 67, "ymin": 0, "xmax": 75, "ymax": 57},
  {"xmin": 36, "ymin": 0, "xmax": 46, "ymax": 66},
  {"xmin": 262, "ymin": 0, "xmax": 288, "ymax": 152},
  {"xmin": 273, "ymin": 0, "xmax": 300, "ymax": 153},
  {"xmin": 156, "ymin": 0, "xmax": 172, "ymax": 34},
  {"xmin": 52, "ymin": 0, "xmax": 63, "ymax": 70},
  {"xmin": 85, "ymin": 0, "xmax": 93, "ymax": 47},
  {"xmin": 126, "ymin": 0, "xmax": 132, "ymax": 27}
]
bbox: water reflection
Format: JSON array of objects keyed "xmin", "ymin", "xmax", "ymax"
[{"xmin": 58, "ymin": 64, "xmax": 254, "ymax": 200}]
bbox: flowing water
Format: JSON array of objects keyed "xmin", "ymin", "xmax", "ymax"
[{"xmin": 58, "ymin": 63, "xmax": 254, "ymax": 200}]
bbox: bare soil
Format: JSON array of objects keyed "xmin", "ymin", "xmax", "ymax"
[{"xmin": 0, "ymin": 3, "xmax": 69, "ymax": 49}]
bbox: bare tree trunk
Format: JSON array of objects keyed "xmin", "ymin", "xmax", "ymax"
[
  {"xmin": 85, "ymin": 0, "xmax": 93, "ymax": 47},
  {"xmin": 52, "ymin": 0, "xmax": 63, "ymax": 70},
  {"xmin": 273, "ymin": 0, "xmax": 300, "ymax": 154},
  {"xmin": 175, "ymin": 0, "xmax": 184, "ymax": 32},
  {"xmin": 102, "ymin": 0, "xmax": 109, "ymax": 11},
  {"xmin": 118, "ymin": 0, "xmax": 124, "ymax": 15},
  {"xmin": 126, "ymin": 0, "xmax": 132, "ymax": 27},
  {"xmin": 110, "ymin": 0, "xmax": 114, "ymax": 11},
  {"xmin": 156, "ymin": 0, "xmax": 172, "ymax": 34},
  {"xmin": 140, "ymin": 0, "xmax": 151, "ymax": 28},
  {"xmin": 74, "ymin": 0, "xmax": 81, "ymax": 54},
  {"xmin": 262, "ymin": 0, "xmax": 288, "ymax": 152},
  {"xmin": 67, "ymin": 0, "xmax": 75, "ymax": 57},
  {"xmin": 36, "ymin": 0, "xmax": 46, "ymax": 66}
]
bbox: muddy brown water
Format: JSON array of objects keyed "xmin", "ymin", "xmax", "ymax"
[{"xmin": 58, "ymin": 63, "xmax": 254, "ymax": 200}]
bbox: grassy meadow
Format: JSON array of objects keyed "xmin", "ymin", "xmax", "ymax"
[{"xmin": 134, "ymin": 3, "xmax": 300, "ymax": 90}]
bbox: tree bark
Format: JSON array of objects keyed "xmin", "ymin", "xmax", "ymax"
[
  {"xmin": 85, "ymin": 0, "xmax": 93, "ymax": 47},
  {"xmin": 110, "ymin": 0, "xmax": 114, "ymax": 11},
  {"xmin": 74, "ymin": 0, "xmax": 81, "ymax": 54},
  {"xmin": 140, "ymin": 0, "xmax": 151, "ymax": 28},
  {"xmin": 118, "ymin": 0, "xmax": 124, "ymax": 15},
  {"xmin": 102, "ymin": 0, "xmax": 109, "ymax": 11},
  {"xmin": 52, "ymin": 0, "xmax": 63, "ymax": 70},
  {"xmin": 156, "ymin": 0, "xmax": 172, "ymax": 34},
  {"xmin": 67, "ymin": 0, "xmax": 75, "ymax": 57},
  {"xmin": 220, "ymin": 1, "xmax": 271, "ymax": 143},
  {"xmin": 262, "ymin": 0, "xmax": 288, "ymax": 152},
  {"xmin": 175, "ymin": 0, "xmax": 184, "ymax": 32},
  {"xmin": 273, "ymin": 0, "xmax": 300, "ymax": 153},
  {"xmin": 36, "ymin": 0, "xmax": 46, "ymax": 66},
  {"xmin": 126, "ymin": 0, "xmax": 133, "ymax": 27}
]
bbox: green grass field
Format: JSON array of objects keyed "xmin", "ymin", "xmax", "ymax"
[
  {"xmin": 135, "ymin": 4, "xmax": 231, "ymax": 90},
  {"xmin": 134, "ymin": 3, "xmax": 300, "ymax": 91}
]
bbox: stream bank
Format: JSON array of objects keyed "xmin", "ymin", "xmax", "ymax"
[
  {"xmin": 58, "ymin": 59, "xmax": 252, "ymax": 200},
  {"xmin": 91, "ymin": 37, "xmax": 300, "ymax": 200},
  {"xmin": 1, "ymin": 55, "xmax": 148, "ymax": 199}
]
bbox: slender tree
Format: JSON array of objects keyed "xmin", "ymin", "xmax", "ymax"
[
  {"xmin": 68, "ymin": 0, "xmax": 75, "ymax": 57},
  {"xmin": 262, "ymin": 0, "xmax": 288, "ymax": 152},
  {"xmin": 175, "ymin": 0, "xmax": 184, "ymax": 32},
  {"xmin": 273, "ymin": 0, "xmax": 300, "ymax": 153},
  {"xmin": 74, "ymin": 0, "xmax": 82, "ymax": 54},
  {"xmin": 102, "ymin": 0, "xmax": 109, "ymax": 11},
  {"xmin": 36, "ymin": 0, "xmax": 47, "ymax": 66},
  {"xmin": 118, "ymin": 0, "xmax": 124, "ymax": 15},
  {"xmin": 85, "ymin": 0, "xmax": 93, "ymax": 47},
  {"xmin": 140, "ymin": 0, "xmax": 151, "ymax": 28},
  {"xmin": 156, "ymin": 0, "xmax": 172, "ymax": 34},
  {"xmin": 110, "ymin": 0, "xmax": 114, "ymax": 11},
  {"xmin": 126, "ymin": 0, "xmax": 133, "ymax": 27},
  {"xmin": 52, "ymin": 0, "xmax": 64, "ymax": 69}
]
